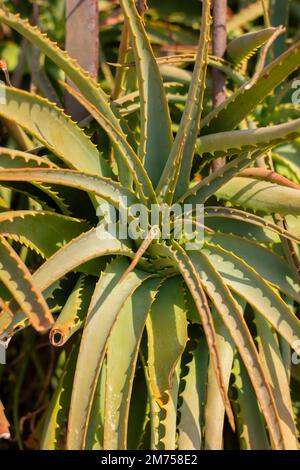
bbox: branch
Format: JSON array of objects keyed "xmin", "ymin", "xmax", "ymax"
[{"xmin": 212, "ymin": 0, "xmax": 227, "ymax": 170}]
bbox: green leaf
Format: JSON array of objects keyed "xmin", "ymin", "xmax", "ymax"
[
  {"xmin": 0, "ymin": 210, "xmax": 90, "ymax": 259},
  {"xmin": 149, "ymin": 55, "xmax": 246, "ymax": 85},
  {"xmin": 0, "ymin": 10, "xmax": 132, "ymax": 184},
  {"xmin": 255, "ymin": 313, "xmax": 298, "ymax": 449},
  {"xmin": 232, "ymin": 355, "xmax": 270, "ymax": 450},
  {"xmin": 156, "ymin": 0, "xmax": 212, "ymax": 200},
  {"xmin": 177, "ymin": 337, "xmax": 208, "ymax": 450},
  {"xmin": 179, "ymin": 150, "xmax": 262, "ymax": 205},
  {"xmin": 190, "ymin": 250, "xmax": 285, "ymax": 450},
  {"xmin": 146, "ymin": 276, "xmax": 187, "ymax": 400},
  {"xmin": 63, "ymin": 83, "xmax": 156, "ymax": 206},
  {"xmin": 0, "ymin": 148, "xmax": 82, "ymax": 215},
  {"xmin": 0, "ymin": 9, "xmax": 124, "ymax": 133},
  {"xmin": 0, "ymin": 147, "xmax": 57, "ymax": 169},
  {"xmin": 103, "ymin": 277, "xmax": 161, "ymax": 450},
  {"xmin": 273, "ymin": 142, "xmax": 300, "ymax": 185},
  {"xmin": 201, "ymin": 40, "xmax": 300, "ymax": 134},
  {"xmin": 49, "ymin": 275, "xmax": 95, "ymax": 347},
  {"xmin": 147, "ymin": 359, "xmax": 181, "ymax": 451},
  {"xmin": 85, "ymin": 359, "xmax": 107, "ymax": 450},
  {"xmin": 156, "ymin": 241, "xmax": 235, "ymax": 431},
  {"xmin": 202, "ymin": 243, "xmax": 300, "ymax": 354},
  {"xmin": 226, "ymin": 28, "xmax": 276, "ymax": 64},
  {"xmin": 127, "ymin": 368, "xmax": 151, "ymax": 450},
  {"xmin": 204, "ymin": 206, "xmax": 300, "ymax": 245},
  {"xmin": 119, "ymin": 0, "xmax": 173, "ymax": 186},
  {"xmin": 40, "ymin": 345, "xmax": 78, "ymax": 450},
  {"xmin": 33, "ymin": 229, "xmax": 134, "ymax": 292},
  {"xmin": 160, "ymin": 65, "xmax": 192, "ymax": 86},
  {"xmin": 0, "ymin": 85, "xmax": 109, "ymax": 176},
  {"xmin": 216, "ymin": 177, "xmax": 300, "ymax": 215},
  {"xmin": 0, "ymin": 168, "xmax": 140, "ymax": 214},
  {"xmin": 204, "ymin": 314, "xmax": 234, "ymax": 450},
  {"xmin": 197, "ymin": 118, "xmax": 300, "ymax": 158},
  {"xmin": 67, "ymin": 258, "xmax": 150, "ymax": 449},
  {"xmin": 1, "ymin": 229, "xmax": 135, "ymax": 337},
  {"xmin": 0, "ymin": 236, "xmax": 53, "ymax": 332},
  {"xmin": 155, "ymin": 363, "xmax": 181, "ymax": 450},
  {"xmin": 204, "ymin": 233, "xmax": 300, "ymax": 303}
]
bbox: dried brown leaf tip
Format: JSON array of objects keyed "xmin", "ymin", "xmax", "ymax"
[
  {"xmin": 0, "ymin": 59, "xmax": 11, "ymax": 86},
  {"xmin": 0, "ymin": 400, "xmax": 10, "ymax": 440},
  {"xmin": 136, "ymin": 0, "xmax": 148, "ymax": 20}
]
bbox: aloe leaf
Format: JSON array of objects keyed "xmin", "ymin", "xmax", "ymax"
[
  {"xmin": 113, "ymin": 48, "xmax": 246, "ymax": 86},
  {"xmin": 113, "ymin": 81, "xmax": 185, "ymax": 117},
  {"xmin": 204, "ymin": 213, "xmax": 276, "ymax": 244},
  {"xmin": 146, "ymin": 356, "xmax": 181, "ymax": 451},
  {"xmin": 190, "ymin": 251, "xmax": 285, "ymax": 450},
  {"xmin": 201, "ymin": 40, "xmax": 300, "ymax": 134},
  {"xmin": 155, "ymin": 364, "xmax": 181, "ymax": 450},
  {"xmin": 204, "ymin": 314, "xmax": 234, "ymax": 450},
  {"xmin": 177, "ymin": 337, "xmax": 208, "ymax": 450},
  {"xmin": 0, "ymin": 9, "xmax": 124, "ymax": 131},
  {"xmin": 0, "ymin": 168, "xmax": 140, "ymax": 213},
  {"xmin": 150, "ymin": 55, "xmax": 246, "ymax": 85},
  {"xmin": 260, "ymin": 105, "xmax": 300, "ymax": 127},
  {"xmin": 198, "ymin": 118, "xmax": 300, "ymax": 158},
  {"xmin": 0, "ymin": 210, "xmax": 90, "ymax": 259},
  {"xmin": 202, "ymin": 243, "xmax": 300, "ymax": 354},
  {"xmin": 67, "ymin": 259, "xmax": 150, "ymax": 449},
  {"xmin": 204, "ymin": 206, "xmax": 300, "ymax": 245},
  {"xmin": 232, "ymin": 355, "xmax": 270, "ymax": 450},
  {"xmin": 160, "ymin": 65, "xmax": 192, "ymax": 86},
  {"xmin": 0, "ymin": 148, "xmax": 78, "ymax": 215},
  {"xmin": 179, "ymin": 150, "xmax": 263, "ymax": 205},
  {"xmin": 146, "ymin": 277, "xmax": 188, "ymax": 400},
  {"xmin": 63, "ymin": 82, "xmax": 156, "ymax": 206},
  {"xmin": 1, "ymin": 228, "xmax": 136, "ymax": 338},
  {"xmin": 26, "ymin": 42, "xmax": 61, "ymax": 106},
  {"xmin": 103, "ymin": 277, "xmax": 161, "ymax": 450},
  {"xmin": 127, "ymin": 369, "xmax": 150, "ymax": 450},
  {"xmin": 50, "ymin": 275, "xmax": 95, "ymax": 347},
  {"xmin": 157, "ymin": 241, "xmax": 235, "ymax": 431},
  {"xmin": 0, "ymin": 181, "xmax": 71, "ymax": 214},
  {"xmin": 198, "ymin": 165, "xmax": 300, "ymax": 219},
  {"xmin": 0, "ymin": 10, "xmax": 132, "ymax": 184},
  {"xmin": 255, "ymin": 313, "xmax": 298, "ymax": 449},
  {"xmin": 0, "ymin": 85, "xmax": 110, "ymax": 176},
  {"xmin": 263, "ymin": 104, "xmax": 300, "ymax": 127},
  {"xmin": 85, "ymin": 359, "xmax": 107, "ymax": 450},
  {"xmin": 156, "ymin": 0, "xmax": 211, "ymax": 200},
  {"xmin": 40, "ymin": 345, "xmax": 78, "ymax": 450},
  {"xmin": 204, "ymin": 233, "xmax": 300, "ymax": 303},
  {"xmin": 274, "ymin": 155, "xmax": 300, "ymax": 189},
  {"xmin": 216, "ymin": 176, "xmax": 300, "ymax": 215},
  {"xmin": 0, "ymin": 236, "xmax": 53, "ymax": 332},
  {"xmin": 33, "ymin": 229, "xmax": 134, "ymax": 293},
  {"xmin": 0, "ymin": 298, "xmax": 14, "ymax": 334},
  {"xmin": 0, "ymin": 147, "xmax": 57, "ymax": 169},
  {"xmin": 226, "ymin": 28, "xmax": 276, "ymax": 64},
  {"xmin": 119, "ymin": 0, "xmax": 173, "ymax": 186}
]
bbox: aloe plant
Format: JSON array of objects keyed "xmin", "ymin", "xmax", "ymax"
[{"xmin": 0, "ymin": 0, "xmax": 300, "ymax": 451}]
